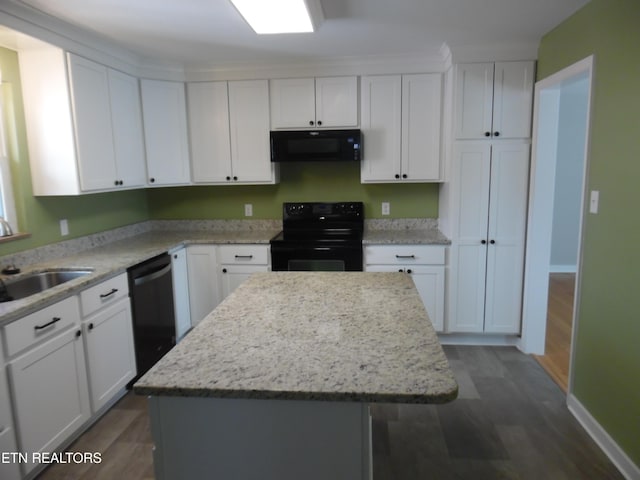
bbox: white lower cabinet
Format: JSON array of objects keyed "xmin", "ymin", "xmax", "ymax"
[
  {"xmin": 186, "ymin": 245, "xmax": 221, "ymax": 326},
  {"xmin": 448, "ymin": 141, "xmax": 530, "ymax": 334},
  {"xmin": 82, "ymin": 297, "xmax": 136, "ymax": 413},
  {"xmin": 0, "ymin": 339, "xmax": 20, "ymax": 480},
  {"xmin": 364, "ymin": 245, "xmax": 446, "ymax": 332},
  {"xmin": 6, "ymin": 297, "xmax": 90, "ymax": 476},
  {"xmin": 171, "ymin": 248, "xmax": 192, "ymax": 341},
  {"xmin": 218, "ymin": 245, "xmax": 270, "ymax": 299}
]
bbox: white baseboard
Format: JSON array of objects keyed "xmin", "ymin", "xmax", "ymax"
[
  {"xmin": 567, "ymin": 394, "xmax": 640, "ymax": 480},
  {"xmin": 437, "ymin": 333, "xmax": 520, "ymax": 347},
  {"xmin": 549, "ymin": 264, "xmax": 577, "ymax": 273}
]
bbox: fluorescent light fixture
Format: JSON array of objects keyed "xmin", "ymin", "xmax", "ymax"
[{"xmin": 230, "ymin": 0, "xmax": 323, "ymax": 34}]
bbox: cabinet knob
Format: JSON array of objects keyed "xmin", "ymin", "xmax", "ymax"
[
  {"xmin": 226, "ymin": 176, "xmax": 231, "ymax": 181},
  {"xmin": 398, "ymin": 269, "xmax": 403, "ymax": 272},
  {"xmin": 493, "ymin": 132, "xmax": 500, "ymax": 137},
  {"xmin": 88, "ymin": 323, "xmax": 94, "ymax": 331},
  {"xmin": 395, "ymin": 174, "xmax": 400, "ymax": 179},
  {"xmin": 484, "ymin": 132, "xmax": 491, "ymax": 137},
  {"xmin": 149, "ymin": 177, "xmax": 155, "ymax": 183},
  {"xmin": 233, "ymin": 176, "xmax": 238, "ymax": 181},
  {"xmin": 490, "ymin": 239, "xmax": 496, "ymax": 245},
  {"xmin": 407, "ymin": 269, "xmax": 412, "ymax": 274},
  {"xmin": 309, "ymin": 120, "xmax": 315, "ymax": 126},
  {"xmin": 76, "ymin": 330, "xmax": 82, "ymax": 338},
  {"xmin": 114, "ymin": 180, "xmax": 119, "ymax": 186},
  {"xmin": 222, "ymin": 268, "xmax": 227, "ymax": 273},
  {"xmin": 317, "ymin": 120, "xmax": 322, "ymax": 126},
  {"xmin": 481, "ymin": 239, "xmax": 487, "ymax": 244},
  {"xmin": 402, "ymin": 174, "xmax": 408, "ymax": 179}
]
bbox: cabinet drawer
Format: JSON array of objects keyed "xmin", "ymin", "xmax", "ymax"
[
  {"xmin": 364, "ymin": 245, "xmax": 445, "ymax": 265},
  {"xmin": 4, "ymin": 296, "xmax": 80, "ymax": 357},
  {"xmin": 80, "ymin": 273, "xmax": 129, "ymax": 317},
  {"xmin": 218, "ymin": 245, "xmax": 269, "ymax": 265}
]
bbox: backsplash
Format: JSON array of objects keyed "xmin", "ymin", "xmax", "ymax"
[{"xmin": 0, "ymin": 218, "xmax": 439, "ymax": 270}]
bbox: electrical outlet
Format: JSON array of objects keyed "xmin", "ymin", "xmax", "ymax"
[
  {"xmin": 381, "ymin": 202, "xmax": 390, "ymax": 216},
  {"xmin": 60, "ymin": 219, "xmax": 69, "ymax": 236},
  {"xmin": 589, "ymin": 190, "xmax": 599, "ymax": 214},
  {"xmin": 244, "ymin": 204, "xmax": 253, "ymax": 217}
]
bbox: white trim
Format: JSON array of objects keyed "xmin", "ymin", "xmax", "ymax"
[
  {"xmin": 438, "ymin": 333, "xmax": 520, "ymax": 347},
  {"xmin": 519, "ymin": 55, "xmax": 594, "ymax": 357},
  {"xmin": 549, "ymin": 264, "xmax": 577, "ymax": 273},
  {"xmin": 567, "ymin": 394, "xmax": 640, "ymax": 480},
  {"xmin": 0, "ymin": 85, "xmax": 17, "ymax": 232}
]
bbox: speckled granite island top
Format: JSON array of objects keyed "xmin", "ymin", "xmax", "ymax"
[{"xmin": 134, "ymin": 272, "xmax": 458, "ymax": 404}]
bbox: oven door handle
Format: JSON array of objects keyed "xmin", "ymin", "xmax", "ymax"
[{"xmin": 313, "ymin": 247, "xmax": 332, "ymax": 251}]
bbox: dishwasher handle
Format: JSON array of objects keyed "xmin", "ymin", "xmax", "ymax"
[{"xmin": 133, "ymin": 263, "xmax": 172, "ymax": 287}]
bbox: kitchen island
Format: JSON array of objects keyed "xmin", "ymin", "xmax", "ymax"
[{"xmin": 134, "ymin": 271, "xmax": 458, "ymax": 480}]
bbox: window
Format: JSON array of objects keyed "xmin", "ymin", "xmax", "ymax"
[{"xmin": 0, "ymin": 73, "xmax": 18, "ymax": 234}]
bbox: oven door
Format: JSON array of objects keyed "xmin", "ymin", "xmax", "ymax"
[{"xmin": 271, "ymin": 243, "xmax": 363, "ymax": 271}]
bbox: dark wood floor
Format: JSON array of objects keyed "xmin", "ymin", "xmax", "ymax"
[{"xmin": 38, "ymin": 346, "xmax": 623, "ymax": 480}]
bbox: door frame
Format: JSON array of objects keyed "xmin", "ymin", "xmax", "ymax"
[{"xmin": 518, "ymin": 56, "xmax": 594, "ymax": 394}]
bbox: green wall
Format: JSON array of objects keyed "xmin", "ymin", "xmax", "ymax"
[
  {"xmin": 0, "ymin": 47, "xmax": 150, "ymax": 257},
  {"xmin": 538, "ymin": 0, "xmax": 640, "ymax": 467},
  {"xmin": 147, "ymin": 162, "xmax": 439, "ymax": 219}
]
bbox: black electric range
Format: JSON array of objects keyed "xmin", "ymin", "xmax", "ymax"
[{"xmin": 270, "ymin": 202, "xmax": 364, "ymax": 271}]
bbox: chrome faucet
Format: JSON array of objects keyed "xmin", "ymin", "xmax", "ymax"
[{"xmin": 0, "ymin": 217, "xmax": 13, "ymax": 237}]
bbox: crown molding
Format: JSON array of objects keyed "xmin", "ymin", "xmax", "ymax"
[{"xmin": 448, "ymin": 42, "xmax": 539, "ymax": 63}]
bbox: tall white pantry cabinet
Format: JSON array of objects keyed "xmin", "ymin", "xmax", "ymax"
[{"xmin": 445, "ymin": 61, "xmax": 535, "ymax": 334}]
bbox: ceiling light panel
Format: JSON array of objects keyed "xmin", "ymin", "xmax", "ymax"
[{"xmin": 230, "ymin": 0, "xmax": 323, "ymax": 34}]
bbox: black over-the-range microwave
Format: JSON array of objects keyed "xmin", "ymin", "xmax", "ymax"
[{"xmin": 270, "ymin": 129, "xmax": 362, "ymax": 162}]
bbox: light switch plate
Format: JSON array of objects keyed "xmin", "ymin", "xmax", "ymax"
[
  {"xmin": 589, "ymin": 190, "xmax": 599, "ymax": 214},
  {"xmin": 381, "ymin": 202, "xmax": 390, "ymax": 216},
  {"xmin": 244, "ymin": 204, "xmax": 253, "ymax": 217}
]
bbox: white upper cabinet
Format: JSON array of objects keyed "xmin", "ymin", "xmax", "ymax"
[
  {"xmin": 270, "ymin": 76, "xmax": 358, "ymax": 129},
  {"xmin": 19, "ymin": 49, "xmax": 146, "ymax": 195},
  {"xmin": 107, "ymin": 69, "xmax": 147, "ymax": 189},
  {"xmin": 455, "ymin": 61, "xmax": 535, "ymax": 140},
  {"xmin": 188, "ymin": 80, "xmax": 276, "ymax": 184},
  {"xmin": 140, "ymin": 79, "xmax": 191, "ymax": 186},
  {"xmin": 361, "ymin": 73, "xmax": 442, "ymax": 183}
]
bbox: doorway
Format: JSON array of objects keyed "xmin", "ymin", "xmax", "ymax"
[{"xmin": 519, "ymin": 56, "xmax": 593, "ymax": 395}]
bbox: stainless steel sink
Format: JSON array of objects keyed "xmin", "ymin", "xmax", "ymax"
[{"xmin": 0, "ymin": 269, "xmax": 93, "ymax": 302}]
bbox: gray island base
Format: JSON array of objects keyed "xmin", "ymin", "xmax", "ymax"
[{"xmin": 134, "ymin": 272, "xmax": 458, "ymax": 479}]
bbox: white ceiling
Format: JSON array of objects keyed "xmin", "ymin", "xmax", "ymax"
[{"xmin": 11, "ymin": 0, "xmax": 590, "ymax": 68}]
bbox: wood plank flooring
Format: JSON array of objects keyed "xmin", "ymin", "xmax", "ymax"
[
  {"xmin": 534, "ymin": 273, "xmax": 576, "ymax": 392},
  {"xmin": 37, "ymin": 346, "xmax": 623, "ymax": 480}
]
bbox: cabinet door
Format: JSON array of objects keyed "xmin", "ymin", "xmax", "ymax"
[
  {"xmin": 228, "ymin": 80, "xmax": 274, "ymax": 183},
  {"xmin": 365, "ymin": 265, "xmax": 444, "ymax": 332},
  {"xmin": 401, "ymin": 74, "xmax": 442, "ymax": 181},
  {"xmin": 492, "ymin": 62, "xmax": 535, "ymax": 139},
  {"xmin": 141, "ymin": 79, "xmax": 191, "ymax": 186},
  {"xmin": 220, "ymin": 265, "xmax": 269, "ymax": 300},
  {"xmin": 270, "ymin": 78, "xmax": 316, "ymax": 128},
  {"xmin": 449, "ymin": 142, "xmax": 492, "ymax": 333},
  {"xmin": 0, "ymin": 342, "xmax": 20, "ymax": 480},
  {"xmin": 360, "ymin": 75, "xmax": 402, "ymax": 182},
  {"xmin": 67, "ymin": 54, "xmax": 117, "ymax": 191},
  {"xmin": 315, "ymin": 76, "xmax": 359, "ymax": 127},
  {"xmin": 484, "ymin": 142, "xmax": 530, "ymax": 334},
  {"xmin": 186, "ymin": 245, "xmax": 220, "ymax": 326},
  {"xmin": 188, "ymin": 82, "xmax": 233, "ymax": 183},
  {"xmin": 454, "ymin": 63, "xmax": 494, "ymax": 140},
  {"xmin": 83, "ymin": 299, "xmax": 136, "ymax": 412},
  {"xmin": 9, "ymin": 328, "xmax": 90, "ymax": 475},
  {"xmin": 171, "ymin": 248, "xmax": 192, "ymax": 340},
  {"xmin": 108, "ymin": 68, "xmax": 147, "ymax": 188}
]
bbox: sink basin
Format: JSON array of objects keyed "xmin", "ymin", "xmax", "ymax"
[{"xmin": 0, "ymin": 269, "xmax": 93, "ymax": 302}]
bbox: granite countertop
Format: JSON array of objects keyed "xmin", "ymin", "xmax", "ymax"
[
  {"xmin": 0, "ymin": 228, "xmax": 280, "ymax": 327},
  {"xmin": 363, "ymin": 228, "xmax": 450, "ymax": 245},
  {"xmin": 134, "ymin": 271, "xmax": 458, "ymax": 404}
]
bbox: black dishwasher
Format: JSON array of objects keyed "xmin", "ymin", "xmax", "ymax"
[{"xmin": 128, "ymin": 253, "xmax": 176, "ymax": 384}]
